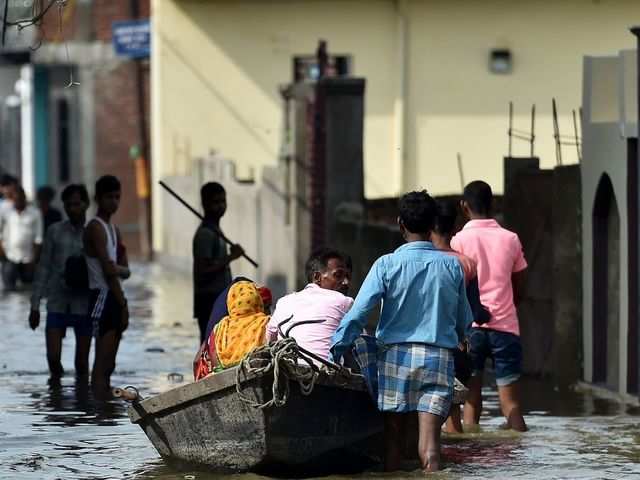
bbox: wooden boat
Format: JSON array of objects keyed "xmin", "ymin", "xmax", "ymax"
[{"xmin": 127, "ymin": 361, "xmax": 384, "ymax": 474}]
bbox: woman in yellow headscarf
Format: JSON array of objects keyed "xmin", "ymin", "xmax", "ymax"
[{"xmin": 213, "ymin": 281, "xmax": 270, "ymax": 369}]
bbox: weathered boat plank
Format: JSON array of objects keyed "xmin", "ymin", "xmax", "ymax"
[{"xmin": 128, "ymin": 366, "xmax": 383, "ymax": 473}]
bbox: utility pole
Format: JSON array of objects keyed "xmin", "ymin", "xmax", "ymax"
[{"xmin": 129, "ymin": 0, "xmax": 152, "ymax": 260}]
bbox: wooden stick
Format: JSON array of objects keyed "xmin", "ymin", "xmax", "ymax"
[
  {"xmin": 457, "ymin": 153, "xmax": 465, "ymax": 192},
  {"xmin": 158, "ymin": 180, "xmax": 259, "ymax": 268}
]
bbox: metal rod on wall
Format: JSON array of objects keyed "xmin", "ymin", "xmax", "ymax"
[
  {"xmin": 530, "ymin": 104, "xmax": 536, "ymax": 157},
  {"xmin": 508, "ymin": 101, "xmax": 513, "ymax": 157}
]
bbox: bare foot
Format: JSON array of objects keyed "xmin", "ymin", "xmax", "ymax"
[
  {"xmin": 423, "ymin": 461, "xmax": 440, "ymax": 473},
  {"xmin": 422, "ymin": 453, "xmax": 441, "ymax": 473},
  {"xmin": 507, "ymin": 408, "xmax": 528, "ymax": 432}
]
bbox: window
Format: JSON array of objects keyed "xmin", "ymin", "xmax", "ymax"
[{"xmin": 57, "ymin": 98, "xmax": 70, "ymax": 182}]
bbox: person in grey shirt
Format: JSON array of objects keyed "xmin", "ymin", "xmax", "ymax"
[
  {"xmin": 29, "ymin": 184, "xmax": 91, "ymax": 379},
  {"xmin": 193, "ymin": 182, "xmax": 243, "ymax": 344}
]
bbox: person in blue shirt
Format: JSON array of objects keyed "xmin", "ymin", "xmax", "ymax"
[{"xmin": 330, "ymin": 190, "xmax": 473, "ymax": 473}]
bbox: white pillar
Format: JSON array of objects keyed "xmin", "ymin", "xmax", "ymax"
[{"xmin": 18, "ymin": 65, "xmax": 35, "ymax": 200}]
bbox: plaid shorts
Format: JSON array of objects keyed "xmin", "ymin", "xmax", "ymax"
[{"xmin": 353, "ymin": 336, "xmax": 454, "ymax": 418}]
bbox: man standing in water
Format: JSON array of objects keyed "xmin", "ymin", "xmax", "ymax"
[
  {"xmin": 29, "ymin": 185, "xmax": 92, "ymax": 379},
  {"xmin": 330, "ymin": 191, "xmax": 472, "ymax": 472},
  {"xmin": 84, "ymin": 175, "xmax": 130, "ymax": 397},
  {"xmin": 452, "ymin": 180, "xmax": 528, "ymax": 432},
  {"xmin": 192, "ymin": 182, "xmax": 243, "ymax": 344},
  {"xmin": 1, "ymin": 186, "xmax": 43, "ymax": 290}
]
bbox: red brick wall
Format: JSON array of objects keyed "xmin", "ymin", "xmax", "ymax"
[
  {"xmin": 39, "ymin": 0, "xmax": 151, "ymax": 256},
  {"xmin": 94, "ymin": 61, "xmax": 150, "ymax": 256}
]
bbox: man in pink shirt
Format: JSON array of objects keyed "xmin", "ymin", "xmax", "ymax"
[
  {"xmin": 451, "ymin": 181, "xmax": 528, "ymax": 432},
  {"xmin": 266, "ymin": 248, "xmax": 354, "ymax": 359}
]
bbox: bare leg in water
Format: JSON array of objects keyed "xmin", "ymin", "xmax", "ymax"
[
  {"xmin": 74, "ymin": 331, "xmax": 92, "ymax": 378},
  {"xmin": 463, "ymin": 374, "xmax": 483, "ymax": 429},
  {"xmin": 498, "ymin": 382, "xmax": 527, "ymax": 432},
  {"xmin": 92, "ymin": 330, "xmax": 120, "ymax": 398},
  {"xmin": 444, "ymin": 404, "xmax": 463, "ymax": 433},
  {"xmin": 384, "ymin": 412, "xmax": 407, "ymax": 472},
  {"xmin": 46, "ymin": 328, "xmax": 65, "ymax": 378},
  {"xmin": 418, "ymin": 412, "xmax": 446, "ymax": 472}
]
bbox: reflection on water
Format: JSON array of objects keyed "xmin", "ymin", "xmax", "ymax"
[{"xmin": 1, "ymin": 263, "xmax": 640, "ymax": 479}]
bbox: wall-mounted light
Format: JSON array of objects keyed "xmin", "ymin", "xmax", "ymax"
[{"xmin": 489, "ymin": 49, "xmax": 512, "ymax": 74}]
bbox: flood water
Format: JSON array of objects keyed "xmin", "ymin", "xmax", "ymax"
[{"xmin": 1, "ymin": 263, "xmax": 640, "ymax": 480}]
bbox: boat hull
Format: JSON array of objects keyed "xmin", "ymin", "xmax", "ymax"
[{"xmin": 129, "ymin": 367, "xmax": 383, "ymax": 473}]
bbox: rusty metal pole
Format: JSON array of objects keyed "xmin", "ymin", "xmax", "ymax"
[
  {"xmin": 630, "ymin": 26, "xmax": 640, "ymax": 394},
  {"xmin": 130, "ymin": 0, "xmax": 152, "ymax": 260},
  {"xmin": 632, "ymin": 27, "xmax": 640, "ymax": 137}
]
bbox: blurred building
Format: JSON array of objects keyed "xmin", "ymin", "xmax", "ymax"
[
  {"xmin": 0, "ymin": 0, "xmax": 150, "ymax": 256},
  {"xmin": 150, "ymin": 0, "xmax": 639, "ymax": 253}
]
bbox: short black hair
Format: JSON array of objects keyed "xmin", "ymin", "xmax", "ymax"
[
  {"xmin": 61, "ymin": 184, "xmax": 90, "ymax": 204},
  {"xmin": 305, "ymin": 247, "xmax": 352, "ymax": 283},
  {"xmin": 434, "ymin": 199, "xmax": 458, "ymax": 236},
  {"xmin": 0, "ymin": 174, "xmax": 18, "ymax": 187},
  {"xmin": 398, "ymin": 190, "xmax": 437, "ymax": 234},
  {"xmin": 14, "ymin": 185, "xmax": 26, "ymax": 200},
  {"xmin": 201, "ymin": 182, "xmax": 226, "ymax": 204},
  {"xmin": 37, "ymin": 186, "xmax": 56, "ymax": 202},
  {"xmin": 95, "ymin": 175, "xmax": 121, "ymax": 199},
  {"xmin": 463, "ymin": 181, "xmax": 493, "ymax": 216}
]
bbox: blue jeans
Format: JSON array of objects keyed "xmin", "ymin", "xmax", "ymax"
[{"xmin": 468, "ymin": 327, "xmax": 522, "ymax": 386}]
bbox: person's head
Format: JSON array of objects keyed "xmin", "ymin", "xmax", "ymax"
[
  {"xmin": 94, "ymin": 175, "xmax": 121, "ymax": 216},
  {"xmin": 398, "ymin": 190, "xmax": 437, "ymax": 240},
  {"xmin": 13, "ymin": 185, "xmax": 26, "ymax": 210},
  {"xmin": 258, "ymin": 286, "xmax": 273, "ymax": 314},
  {"xmin": 200, "ymin": 182, "xmax": 226, "ymax": 219},
  {"xmin": 433, "ymin": 199, "xmax": 458, "ymax": 245},
  {"xmin": 461, "ymin": 180, "xmax": 493, "ymax": 219},
  {"xmin": 61, "ymin": 184, "xmax": 90, "ymax": 224},
  {"xmin": 0, "ymin": 175, "xmax": 18, "ymax": 201},
  {"xmin": 36, "ymin": 185, "xmax": 56, "ymax": 210},
  {"xmin": 226, "ymin": 281, "xmax": 265, "ymax": 318},
  {"xmin": 305, "ymin": 247, "xmax": 352, "ymax": 295}
]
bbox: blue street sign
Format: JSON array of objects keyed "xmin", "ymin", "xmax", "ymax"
[{"xmin": 112, "ymin": 19, "xmax": 150, "ymax": 59}]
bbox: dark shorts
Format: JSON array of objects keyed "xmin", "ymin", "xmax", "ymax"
[
  {"xmin": 468, "ymin": 327, "xmax": 522, "ymax": 386},
  {"xmin": 2, "ymin": 261, "xmax": 34, "ymax": 291},
  {"xmin": 89, "ymin": 289, "xmax": 123, "ymax": 337},
  {"xmin": 46, "ymin": 312, "xmax": 93, "ymax": 337}
]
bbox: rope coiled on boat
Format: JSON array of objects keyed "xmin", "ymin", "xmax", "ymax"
[{"xmin": 235, "ymin": 338, "xmax": 320, "ymax": 409}]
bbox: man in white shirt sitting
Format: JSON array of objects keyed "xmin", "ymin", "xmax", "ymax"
[{"xmin": 0, "ymin": 186, "xmax": 43, "ymax": 291}]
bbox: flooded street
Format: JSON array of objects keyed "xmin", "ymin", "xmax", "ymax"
[{"xmin": 1, "ymin": 263, "xmax": 640, "ymax": 480}]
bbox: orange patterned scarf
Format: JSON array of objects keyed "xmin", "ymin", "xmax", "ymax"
[{"xmin": 214, "ymin": 281, "xmax": 269, "ymax": 368}]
